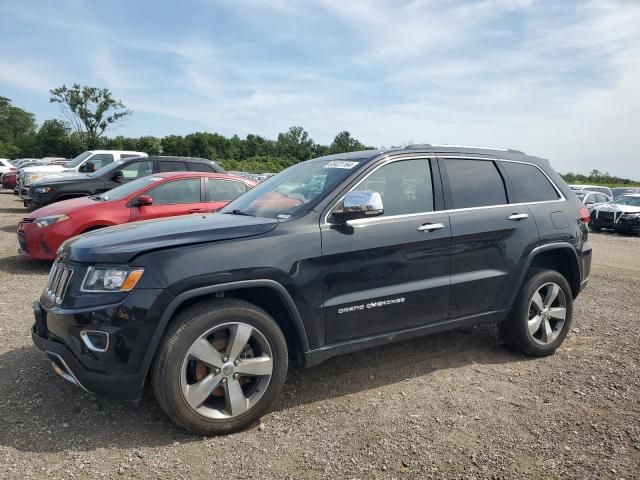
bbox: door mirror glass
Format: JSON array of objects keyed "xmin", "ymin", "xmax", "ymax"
[
  {"xmin": 79, "ymin": 161, "xmax": 95, "ymax": 173},
  {"xmin": 332, "ymin": 191, "xmax": 384, "ymax": 223},
  {"xmin": 135, "ymin": 195, "xmax": 153, "ymax": 207},
  {"xmin": 112, "ymin": 170, "xmax": 125, "ymax": 183}
]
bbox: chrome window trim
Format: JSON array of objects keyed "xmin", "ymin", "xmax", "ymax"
[{"xmin": 323, "ymin": 156, "xmax": 566, "ymax": 227}]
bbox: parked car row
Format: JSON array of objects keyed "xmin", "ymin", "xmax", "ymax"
[{"xmin": 569, "ymin": 184, "xmax": 640, "ymax": 235}]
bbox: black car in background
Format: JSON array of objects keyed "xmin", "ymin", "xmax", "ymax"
[
  {"xmin": 24, "ymin": 156, "xmax": 225, "ymax": 210},
  {"xmin": 31, "ymin": 145, "xmax": 591, "ymax": 435}
]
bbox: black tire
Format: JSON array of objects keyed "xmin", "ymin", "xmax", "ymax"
[
  {"xmin": 499, "ymin": 269, "xmax": 573, "ymax": 356},
  {"xmin": 588, "ymin": 216, "xmax": 602, "ymax": 232},
  {"xmin": 152, "ymin": 298, "xmax": 288, "ymax": 435}
]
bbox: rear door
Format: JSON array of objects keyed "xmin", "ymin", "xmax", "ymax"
[
  {"xmin": 320, "ymin": 157, "xmax": 451, "ymax": 343},
  {"xmin": 130, "ymin": 177, "xmax": 206, "ymax": 221},
  {"xmin": 440, "ymin": 157, "xmax": 540, "ymax": 320},
  {"xmin": 205, "ymin": 178, "xmax": 251, "ymax": 212}
]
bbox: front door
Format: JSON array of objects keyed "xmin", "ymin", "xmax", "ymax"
[
  {"xmin": 131, "ymin": 177, "xmax": 206, "ymax": 221},
  {"xmin": 320, "ymin": 157, "xmax": 451, "ymax": 344}
]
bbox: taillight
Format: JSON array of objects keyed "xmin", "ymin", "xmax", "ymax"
[{"xmin": 579, "ymin": 207, "xmax": 590, "ymax": 223}]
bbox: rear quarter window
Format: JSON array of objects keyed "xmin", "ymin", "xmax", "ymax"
[{"xmin": 501, "ymin": 162, "xmax": 560, "ymax": 203}]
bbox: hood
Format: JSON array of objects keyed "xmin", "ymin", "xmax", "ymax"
[
  {"xmin": 27, "ymin": 196, "xmax": 98, "ymax": 219},
  {"xmin": 23, "ymin": 165, "xmax": 66, "ymax": 173},
  {"xmin": 60, "ymin": 213, "xmax": 279, "ymax": 263},
  {"xmin": 32, "ymin": 173, "xmax": 92, "ymax": 185},
  {"xmin": 595, "ymin": 203, "xmax": 640, "ymax": 214}
]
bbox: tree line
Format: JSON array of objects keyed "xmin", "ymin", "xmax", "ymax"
[
  {"xmin": 1, "ymin": 85, "xmax": 638, "ymax": 181},
  {"xmin": 1, "ymin": 87, "xmax": 372, "ymax": 173}
]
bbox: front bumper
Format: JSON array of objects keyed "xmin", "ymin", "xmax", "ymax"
[
  {"xmin": 31, "ymin": 287, "xmax": 167, "ymax": 401},
  {"xmin": 17, "ymin": 222, "xmax": 61, "ymax": 260}
]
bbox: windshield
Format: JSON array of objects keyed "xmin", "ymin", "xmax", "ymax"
[
  {"xmin": 99, "ymin": 176, "xmax": 163, "ymax": 201},
  {"xmin": 614, "ymin": 196, "xmax": 640, "ymax": 207},
  {"xmin": 575, "ymin": 192, "xmax": 587, "ymax": 200},
  {"xmin": 220, "ymin": 158, "xmax": 367, "ymax": 219},
  {"xmin": 66, "ymin": 151, "xmax": 93, "ymax": 168}
]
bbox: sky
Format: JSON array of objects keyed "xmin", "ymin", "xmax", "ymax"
[{"xmin": 1, "ymin": 0, "xmax": 639, "ymax": 177}]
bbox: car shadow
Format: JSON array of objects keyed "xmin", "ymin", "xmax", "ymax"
[
  {"xmin": 0, "ymin": 206, "xmax": 26, "ymax": 214},
  {"xmin": 0, "ymin": 224, "xmax": 17, "ymax": 233},
  {"xmin": 0, "ymin": 255, "xmax": 51, "ymax": 274},
  {"xmin": 0, "ymin": 325, "xmax": 533, "ymax": 453}
]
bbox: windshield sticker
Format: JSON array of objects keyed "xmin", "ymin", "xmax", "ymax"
[{"xmin": 324, "ymin": 160, "xmax": 359, "ymax": 169}]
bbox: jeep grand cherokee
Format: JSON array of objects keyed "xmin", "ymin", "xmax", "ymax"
[{"xmin": 31, "ymin": 145, "xmax": 592, "ymax": 435}]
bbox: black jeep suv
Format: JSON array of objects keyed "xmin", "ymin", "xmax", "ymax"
[
  {"xmin": 24, "ymin": 156, "xmax": 224, "ymax": 210},
  {"xmin": 31, "ymin": 145, "xmax": 591, "ymax": 435}
]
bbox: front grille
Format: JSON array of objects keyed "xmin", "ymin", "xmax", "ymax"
[
  {"xmin": 45, "ymin": 261, "xmax": 73, "ymax": 305},
  {"xmin": 597, "ymin": 212, "xmax": 615, "ymax": 223}
]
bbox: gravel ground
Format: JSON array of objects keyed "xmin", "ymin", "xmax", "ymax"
[{"xmin": 0, "ymin": 190, "xmax": 638, "ymax": 480}]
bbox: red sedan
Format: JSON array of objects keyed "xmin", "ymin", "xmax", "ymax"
[{"xmin": 18, "ymin": 172, "xmax": 256, "ymax": 260}]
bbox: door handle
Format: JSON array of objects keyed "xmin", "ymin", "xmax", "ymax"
[
  {"xmin": 188, "ymin": 208, "xmax": 205, "ymax": 213},
  {"xmin": 508, "ymin": 213, "xmax": 529, "ymax": 221},
  {"xmin": 417, "ymin": 223, "xmax": 445, "ymax": 232}
]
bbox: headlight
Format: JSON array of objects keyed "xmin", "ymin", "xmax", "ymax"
[
  {"xmin": 621, "ymin": 212, "xmax": 640, "ymax": 218},
  {"xmin": 82, "ymin": 267, "xmax": 145, "ymax": 292},
  {"xmin": 35, "ymin": 214, "xmax": 70, "ymax": 228},
  {"xmin": 34, "ymin": 186, "xmax": 52, "ymax": 194}
]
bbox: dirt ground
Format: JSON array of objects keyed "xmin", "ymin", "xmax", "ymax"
[{"xmin": 0, "ymin": 189, "xmax": 638, "ymax": 480}]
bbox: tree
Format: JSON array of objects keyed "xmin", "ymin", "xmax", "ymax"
[
  {"xmin": 330, "ymin": 131, "xmax": 368, "ymax": 154},
  {"xmin": 276, "ymin": 126, "xmax": 314, "ymax": 161},
  {"xmin": 35, "ymin": 119, "xmax": 83, "ymax": 157},
  {"xmin": 0, "ymin": 96, "xmax": 36, "ymax": 157},
  {"xmin": 49, "ymin": 84, "xmax": 131, "ymax": 148}
]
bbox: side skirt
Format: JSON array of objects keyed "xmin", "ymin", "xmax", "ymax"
[{"xmin": 304, "ymin": 309, "xmax": 509, "ymax": 367}]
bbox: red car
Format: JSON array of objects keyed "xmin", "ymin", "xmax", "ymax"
[
  {"xmin": 1, "ymin": 171, "xmax": 17, "ymax": 189},
  {"xmin": 18, "ymin": 172, "xmax": 256, "ymax": 260}
]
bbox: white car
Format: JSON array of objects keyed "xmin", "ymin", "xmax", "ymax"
[
  {"xmin": 569, "ymin": 184, "xmax": 613, "ymax": 200},
  {"xmin": 589, "ymin": 194, "xmax": 640, "ymax": 234},
  {"xmin": 0, "ymin": 158, "xmax": 15, "ymax": 175},
  {"xmin": 19, "ymin": 150, "xmax": 147, "ymax": 196},
  {"xmin": 574, "ymin": 191, "xmax": 611, "ymax": 213}
]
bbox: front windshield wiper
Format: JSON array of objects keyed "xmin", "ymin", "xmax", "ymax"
[
  {"xmin": 89, "ymin": 194, "xmax": 106, "ymax": 201},
  {"xmin": 223, "ymin": 209, "xmax": 255, "ymax": 217}
]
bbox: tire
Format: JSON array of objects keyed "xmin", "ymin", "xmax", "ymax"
[
  {"xmin": 588, "ymin": 216, "xmax": 601, "ymax": 232},
  {"xmin": 499, "ymin": 269, "xmax": 573, "ymax": 356},
  {"xmin": 152, "ymin": 298, "xmax": 288, "ymax": 435}
]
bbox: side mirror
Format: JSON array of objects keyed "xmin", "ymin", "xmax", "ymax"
[
  {"xmin": 79, "ymin": 162, "xmax": 95, "ymax": 173},
  {"xmin": 332, "ymin": 191, "xmax": 384, "ymax": 223},
  {"xmin": 112, "ymin": 170, "xmax": 125, "ymax": 183},
  {"xmin": 134, "ymin": 195, "xmax": 153, "ymax": 207}
]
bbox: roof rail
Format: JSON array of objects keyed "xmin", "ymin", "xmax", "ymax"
[{"xmin": 403, "ymin": 143, "xmax": 525, "ymax": 154}]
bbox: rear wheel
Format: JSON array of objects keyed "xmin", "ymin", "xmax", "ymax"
[
  {"xmin": 588, "ymin": 214, "xmax": 602, "ymax": 232},
  {"xmin": 499, "ymin": 269, "xmax": 573, "ymax": 356},
  {"xmin": 152, "ymin": 299, "xmax": 288, "ymax": 435}
]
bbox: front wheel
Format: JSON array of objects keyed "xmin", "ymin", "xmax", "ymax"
[
  {"xmin": 499, "ymin": 269, "xmax": 573, "ymax": 356},
  {"xmin": 152, "ymin": 299, "xmax": 288, "ymax": 435}
]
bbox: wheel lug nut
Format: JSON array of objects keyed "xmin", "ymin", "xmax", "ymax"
[
  {"xmin": 233, "ymin": 373, "xmax": 239, "ymax": 379},
  {"xmin": 222, "ymin": 378, "xmax": 227, "ymax": 383},
  {"xmin": 215, "ymin": 368, "xmax": 220, "ymax": 374},
  {"xmin": 234, "ymin": 360, "xmax": 239, "ymax": 366},
  {"xmin": 222, "ymin": 357, "xmax": 228, "ymax": 362}
]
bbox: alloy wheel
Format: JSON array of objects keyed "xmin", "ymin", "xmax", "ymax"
[
  {"xmin": 180, "ymin": 322, "xmax": 274, "ymax": 419},
  {"xmin": 527, "ymin": 282, "xmax": 567, "ymax": 345}
]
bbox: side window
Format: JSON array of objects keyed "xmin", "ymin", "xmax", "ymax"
[
  {"xmin": 87, "ymin": 154, "xmax": 114, "ymax": 170},
  {"xmin": 158, "ymin": 161, "xmax": 188, "ymax": 172},
  {"xmin": 501, "ymin": 162, "xmax": 560, "ymax": 203},
  {"xmin": 146, "ymin": 178, "xmax": 201, "ymax": 204},
  {"xmin": 188, "ymin": 163, "xmax": 214, "ymax": 172},
  {"xmin": 596, "ymin": 194, "xmax": 608, "ymax": 203},
  {"xmin": 444, "ymin": 159, "xmax": 507, "ymax": 209},
  {"xmin": 207, "ymin": 179, "xmax": 249, "ymax": 202},
  {"xmin": 120, "ymin": 160, "xmax": 153, "ymax": 180},
  {"xmin": 356, "ymin": 159, "xmax": 434, "ymax": 216}
]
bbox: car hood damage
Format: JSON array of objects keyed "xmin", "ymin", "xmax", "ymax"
[{"xmin": 59, "ymin": 213, "xmax": 279, "ymax": 263}]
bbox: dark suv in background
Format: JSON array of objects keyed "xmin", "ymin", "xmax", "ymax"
[
  {"xmin": 31, "ymin": 145, "xmax": 591, "ymax": 435},
  {"xmin": 24, "ymin": 156, "xmax": 225, "ymax": 210}
]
